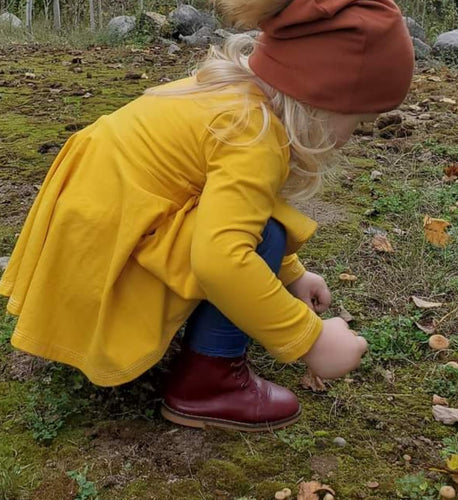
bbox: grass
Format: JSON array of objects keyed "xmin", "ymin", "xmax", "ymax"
[{"xmin": 0, "ymin": 44, "xmax": 457, "ymax": 499}]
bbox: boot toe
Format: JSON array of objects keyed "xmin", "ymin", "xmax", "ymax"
[{"xmin": 261, "ymin": 381, "xmax": 301, "ymax": 422}]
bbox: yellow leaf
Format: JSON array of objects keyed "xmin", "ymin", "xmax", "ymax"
[
  {"xmin": 447, "ymin": 455, "xmax": 458, "ymax": 472},
  {"xmin": 339, "ymin": 273, "xmax": 357, "ymax": 282},
  {"xmin": 423, "ymin": 215, "xmax": 452, "ymax": 247}
]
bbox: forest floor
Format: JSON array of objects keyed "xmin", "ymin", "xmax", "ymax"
[{"xmin": 0, "ymin": 43, "xmax": 457, "ymax": 500}]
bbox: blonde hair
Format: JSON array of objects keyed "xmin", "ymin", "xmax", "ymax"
[{"xmin": 146, "ymin": 34, "xmax": 337, "ymax": 200}]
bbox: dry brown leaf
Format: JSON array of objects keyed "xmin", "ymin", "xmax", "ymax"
[
  {"xmin": 443, "ymin": 164, "xmax": 458, "ymax": 183},
  {"xmin": 415, "ymin": 320, "xmax": 436, "ymax": 335},
  {"xmin": 423, "ymin": 216, "xmax": 452, "ymax": 247},
  {"xmin": 339, "ymin": 305, "xmax": 355, "ymax": 323},
  {"xmin": 411, "ymin": 296, "xmax": 443, "ymax": 309},
  {"xmin": 432, "ymin": 394, "xmax": 449, "ymax": 406},
  {"xmin": 371, "ymin": 234, "xmax": 394, "ymax": 253},
  {"xmin": 339, "ymin": 273, "xmax": 357, "ymax": 282},
  {"xmin": 432, "ymin": 405, "xmax": 458, "ymax": 425},
  {"xmin": 297, "ymin": 481, "xmax": 335, "ymax": 500},
  {"xmin": 301, "ymin": 368, "xmax": 327, "ymax": 393}
]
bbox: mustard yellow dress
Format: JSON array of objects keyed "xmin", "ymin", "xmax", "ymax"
[{"xmin": 0, "ymin": 78, "xmax": 322, "ymax": 386}]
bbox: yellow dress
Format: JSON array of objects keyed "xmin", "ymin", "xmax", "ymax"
[{"xmin": 0, "ymin": 78, "xmax": 322, "ymax": 386}]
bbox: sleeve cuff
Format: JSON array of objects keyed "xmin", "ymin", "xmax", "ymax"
[{"xmin": 269, "ymin": 312, "xmax": 323, "ymax": 363}]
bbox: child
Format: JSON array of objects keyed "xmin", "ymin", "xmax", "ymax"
[{"xmin": 0, "ymin": 0, "xmax": 414, "ymax": 431}]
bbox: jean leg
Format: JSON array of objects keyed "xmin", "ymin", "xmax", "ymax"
[{"xmin": 184, "ymin": 218, "xmax": 287, "ymax": 357}]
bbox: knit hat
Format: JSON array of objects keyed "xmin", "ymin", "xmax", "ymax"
[{"xmin": 218, "ymin": 0, "xmax": 415, "ymax": 114}]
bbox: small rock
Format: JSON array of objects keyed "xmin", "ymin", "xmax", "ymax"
[
  {"xmin": 167, "ymin": 43, "xmax": 181, "ymax": 55},
  {"xmin": 180, "ymin": 25, "xmax": 214, "ymax": 46},
  {"xmin": 333, "ymin": 437, "xmax": 347, "ymax": 448},
  {"xmin": 214, "ymin": 28, "xmax": 233, "ymax": 39},
  {"xmin": 370, "ymin": 170, "xmax": 383, "ymax": 181},
  {"xmin": 0, "ymin": 256, "xmax": 10, "ymax": 271},
  {"xmin": 433, "ymin": 405, "xmax": 458, "ymax": 425}
]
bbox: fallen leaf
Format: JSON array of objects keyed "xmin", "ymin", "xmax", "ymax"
[
  {"xmin": 297, "ymin": 481, "xmax": 335, "ymax": 500},
  {"xmin": 428, "ymin": 76, "xmax": 442, "ymax": 82},
  {"xmin": 371, "ymin": 234, "xmax": 394, "ymax": 253},
  {"xmin": 423, "ymin": 216, "xmax": 452, "ymax": 247},
  {"xmin": 447, "ymin": 455, "xmax": 458, "ymax": 472},
  {"xmin": 432, "ymin": 394, "xmax": 449, "ymax": 406},
  {"xmin": 440, "ymin": 97, "xmax": 457, "ymax": 105},
  {"xmin": 339, "ymin": 305, "xmax": 355, "ymax": 323},
  {"xmin": 339, "ymin": 273, "xmax": 357, "ymax": 282},
  {"xmin": 301, "ymin": 368, "xmax": 327, "ymax": 393},
  {"xmin": 433, "ymin": 405, "xmax": 458, "ymax": 425},
  {"xmin": 411, "ymin": 296, "xmax": 443, "ymax": 309},
  {"xmin": 443, "ymin": 164, "xmax": 458, "ymax": 183},
  {"xmin": 367, "ymin": 481, "xmax": 380, "ymax": 489},
  {"xmin": 415, "ymin": 320, "xmax": 436, "ymax": 335}
]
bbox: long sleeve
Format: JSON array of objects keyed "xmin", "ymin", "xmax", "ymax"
[
  {"xmin": 278, "ymin": 253, "xmax": 306, "ymax": 287},
  {"xmin": 191, "ymin": 108, "xmax": 322, "ymax": 362}
]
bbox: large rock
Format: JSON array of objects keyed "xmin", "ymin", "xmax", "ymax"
[
  {"xmin": 138, "ymin": 11, "xmax": 171, "ymax": 38},
  {"xmin": 168, "ymin": 4, "xmax": 217, "ymax": 37},
  {"xmin": 403, "ymin": 16, "xmax": 426, "ymax": 42},
  {"xmin": 0, "ymin": 12, "xmax": 23, "ymax": 29},
  {"xmin": 179, "ymin": 25, "xmax": 214, "ymax": 46},
  {"xmin": 412, "ymin": 37, "xmax": 432, "ymax": 60},
  {"xmin": 434, "ymin": 29, "xmax": 458, "ymax": 58},
  {"xmin": 107, "ymin": 15, "xmax": 136, "ymax": 37}
]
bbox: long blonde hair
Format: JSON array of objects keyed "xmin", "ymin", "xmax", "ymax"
[{"xmin": 146, "ymin": 34, "xmax": 337, "ymax": 200}]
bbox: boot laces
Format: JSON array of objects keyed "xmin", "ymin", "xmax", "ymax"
[{"xmin": 230, "ymin": 358, "xmax": 251, "ymax": 389}]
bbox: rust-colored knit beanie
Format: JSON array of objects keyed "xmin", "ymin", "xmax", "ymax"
[{"xmin": 240, "ymin": 0, "xmax": 415, "ymax": 114}]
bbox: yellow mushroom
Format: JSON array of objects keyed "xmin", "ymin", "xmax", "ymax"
[
  {"xmin": 439, "ymin": 485, "xmax": 456, "ymax": 499},
  {"xmin": 429, "ymin": 334, "xmax": 450, "ymax": 351},
  {"xmin": 275, "ymin": 492, "xmax": 287, "ymax": 500},
  {"xmin": 282, "ymin": 488, "xmax": 292, "ymax": 498}
]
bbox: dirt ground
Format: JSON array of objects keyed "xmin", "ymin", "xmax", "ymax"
[{"xmin": 0, "ymin": 44, "xmax": 457, "ymax": 500}]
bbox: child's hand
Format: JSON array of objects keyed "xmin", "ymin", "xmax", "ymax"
[
  {"xmin": 287, "ymin": 272, "xmax": 332, "ymax": 314},
  {"xmin": 301, "ymin": 318, "xmax": 368, "ymax": 379}
]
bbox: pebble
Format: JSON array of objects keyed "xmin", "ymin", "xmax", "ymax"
[
  {"xmin": 370, "ymin": 170, "xmax": 383, "ymax": 181},
  {"xmin": 333, "ymin": 437, "xmax": 347, "ymax": 447},
  {"xmin": 0, "ymin": 256, "xmax": 10, "ymax": 271}
]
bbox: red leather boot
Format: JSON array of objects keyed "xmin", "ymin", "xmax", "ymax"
[{"xmin": 161, "ymin": 348, "xmax": 301, "ymax": 431}]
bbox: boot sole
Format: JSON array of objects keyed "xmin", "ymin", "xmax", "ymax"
[{"xmin": 161, "ymin": 403, "xmax": 301, "ymax": 432}]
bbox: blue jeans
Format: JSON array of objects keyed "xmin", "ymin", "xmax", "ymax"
[{"xmin": 184, "ymin": 218, "xmax": 287, "ymax": 357}]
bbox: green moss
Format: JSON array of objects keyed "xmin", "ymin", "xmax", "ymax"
[{"xmin": 197, "ymin": 459, "xmax": 250, "ymax": 496}]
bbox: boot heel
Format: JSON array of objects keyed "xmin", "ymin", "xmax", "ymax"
[{"xmin": 161, "ymin": 404, "xmax": 207, "ymax": 429}]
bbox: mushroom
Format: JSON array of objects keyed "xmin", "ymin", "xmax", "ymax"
[
  {"xmin": 282, "ymin": 488, "xmax": 292, "ymax": 498},
  {"xmin": 446, "ymin": 361, "xmax": 458, "ymax": 369},
  {"xmin": 323, "ymin": 494, "xmax": 335, "ymax": 500},
  {"xmin": 439, "ymin": 485, "xmax": 456, "ymax": 499},
  {"xmin": 274, "ymin": 492, "xmax": 287, "ymax": 500},
  {"xmin": 429, "ymin": 334, "xmax": 450, "ymax": 351}
]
